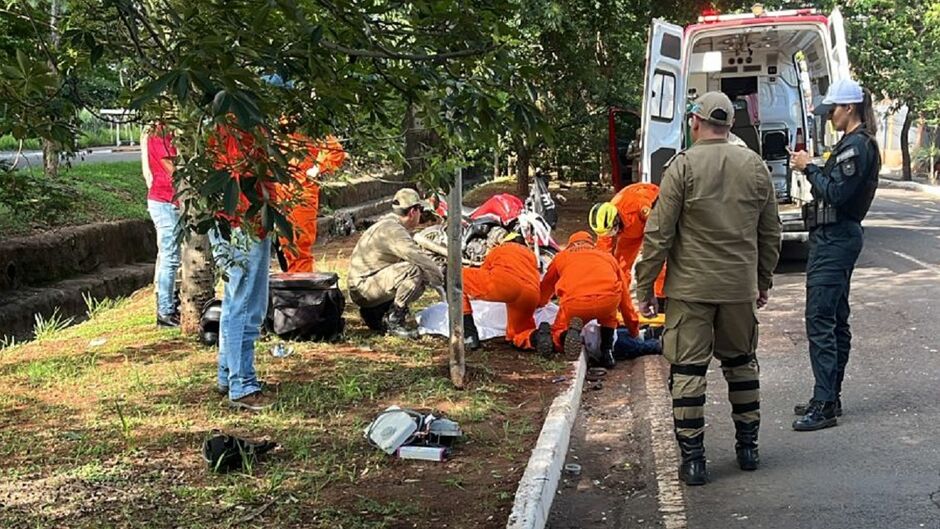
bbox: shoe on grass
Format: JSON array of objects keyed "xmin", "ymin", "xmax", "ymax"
[{"xmin": 228, "ymin": 391, "xmax": 275, "ymax": 412}]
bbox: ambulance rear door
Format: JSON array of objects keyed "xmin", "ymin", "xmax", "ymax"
[
  {"xmin": 640, "ymin": 19, "xmax": 686, "ymax": 185},
  {"xmin": 828, "ymin": 6, "xmax": 850, "ymax": 81}
]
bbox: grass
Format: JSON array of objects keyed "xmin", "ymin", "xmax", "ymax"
[
  {"xmin": 0, "ymin": 161, "xmax": 147, "ymax": 238},
  {"xmin": 83, "ymin": 293, "xmax": 128, "ymax": 319},
  {"xmin": 32, "ymin": 307, "xmax": 75, "ymax": 341},
  {"xmin": 0, "ymin": 274, "xmax": 564, "ymax": 528}
]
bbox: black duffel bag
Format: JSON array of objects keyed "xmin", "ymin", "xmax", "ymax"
[{"xmin": 266, "ymin": 272, "xmax": 345, "ymax": 341}]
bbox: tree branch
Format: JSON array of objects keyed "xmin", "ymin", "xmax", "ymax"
[{"xmin": 319, "ymin": 39, "xmax": 494, "ymax": 61}]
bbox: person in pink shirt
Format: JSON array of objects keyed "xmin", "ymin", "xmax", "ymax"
[{"xmin": 145, "ymin": 123, "xmax": 181, "ymax": 327}]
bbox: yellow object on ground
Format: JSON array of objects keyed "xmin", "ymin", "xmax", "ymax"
[{"xmin": 639, "ymin": 313, "xmax": 666, "ymax": 327}]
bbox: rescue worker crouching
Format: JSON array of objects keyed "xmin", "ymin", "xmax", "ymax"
[
  {"xmin": 348, "ymin": 188, "xmax": 444, "ymax": 339},
  {"xmin": 460, "ymin": 231, "xmax": 549, "ymax": 354},
  {"xmin": 539, "ymin": 231, "xmax": 635, "ymax": 368},
  {"xmin": 789, "ymin": 79, "xmax": 881, "ymax": 432}
]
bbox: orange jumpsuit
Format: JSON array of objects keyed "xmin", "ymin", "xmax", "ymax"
[
  {"xmin": 540, "ymin": 241, "xmax": 635, "ymax": 347},
  {"xmin": 277, "ymin": 135, "xmax": 346, "ymax": 272},
  {"xmin": 596, "ymin": 183, "xmax": 666, "ymax": 329},
  {"xmin": 207, "ymin": 122, "xmax": 276, "ymax": 237},
  {"xmin": 462, "ymin": 242, "xmax": 541, "ymax": 349}
]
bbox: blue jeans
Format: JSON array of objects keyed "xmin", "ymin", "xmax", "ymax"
[
  {"xmin": 209, "ymin": 228, "xmax": 271, "ymax": 400},
  {"xmin": 147, "ymin": 200, "xmax": 181, "ymax": 317}
]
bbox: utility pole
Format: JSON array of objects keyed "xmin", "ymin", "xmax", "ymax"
[{"xmin": 446, "ymin": 168, "xmax": 466, "ymax": 388}]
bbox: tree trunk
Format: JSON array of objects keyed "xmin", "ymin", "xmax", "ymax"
[
  {"xmin": 492, "ymin": 149, "xmax": 499, "ymax": 181},
  {"xmin": 900, "ymin": 107, "xmax": 915, "ymax": 182},
  {"xmin": 447, "ymin": 169, "xmax": 465, "ymax": 388},
  {"xmin": 42, "ymin": 0, "xmax": 62, "ymax": 179},
  {"xmin": 179, "ymin": 233, "xmax": 216, "ymax": 334},
  {"xmin": 42, "ymin": 139, "xmax": 60, "ymax": 178},
  {"xmin": 514, "ymin": 136, "xmax": 530, "ymax": 197},
  {"xmin": 404, "ymin": 102, "xmax": 422, "ymax": 181}
]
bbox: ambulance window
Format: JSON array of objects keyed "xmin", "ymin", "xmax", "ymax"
[
  {"xmin": 650, "ymin": 70, "xmax": 677, "ymax": 122},
  {"xmin": 661, "ymin": 34, "xmax": 681, "ymax": 60}
]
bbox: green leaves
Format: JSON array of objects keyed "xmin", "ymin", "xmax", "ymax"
[{"xmin": 129, "ymin": 71, "xmax": 177, "ymax": 109}]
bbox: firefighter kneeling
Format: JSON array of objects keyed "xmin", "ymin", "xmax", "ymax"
[
  {"xmin": 461, "ymin": 231, "xmax": 549, "ymax": 353},
  {"xmin": 539, "ymin": 231, "xmax": 634, "ymax": 368}
]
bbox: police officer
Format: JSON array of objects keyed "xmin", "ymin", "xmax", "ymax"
[
  {"xmin": 635, "ymin": 91, "xmax": 782, "ymax": 485},
  {"xmin": 789, "ymin": 79, "xmax": 881, "ymax": 432}
]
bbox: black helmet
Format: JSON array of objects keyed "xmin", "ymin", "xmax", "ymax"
[{"xmin": 200, "ymin": 299, "xmax": 223, "ymax": 346}]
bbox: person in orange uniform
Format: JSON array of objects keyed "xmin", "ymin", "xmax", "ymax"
[
  {"xmin": 277, "ymin": 135, "xmax": 346, "ymax": 272},
  {"xmin": 461, "ymin": 233, "xmax": 550, "ymax": 354},
  {"xmin": 590, "ymin": 182, "xmax": 665, "ymax": 334},
  {"xmin": 539, "ymin": 231, "xmax": 633, "ymax": 367}
]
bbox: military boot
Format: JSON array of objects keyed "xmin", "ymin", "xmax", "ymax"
[
  {"xmin": 734, "ymin": 421, "xmax": 760, "ymax": 471},
  {"xmin": 359, "ymin": 301, "xmax": 392, "ymax": 332},
  {"xmin": 534, "ymin": 322, "xmax": 555, "ymax": 358},
  {"xmin": 677, "ymin": 435, "xmax": 707, "ymax": 486},
  {"xmin": 588, "ymin": 327, "xmax": 616, "ymax": 369},
  {"xmin": 794, "ymin": 397, "xmax": 842, "ymax": 417},
  {"xmin": 463, "ymin": 313, "xmax": 481, "ymax": 351},
  {"xmin": 383, "ymin": 304, "xmax": 418, "ymax": 339},
  {"xmin": 792, "ymin": 400, "xmax": 838, "ymax": 431}
]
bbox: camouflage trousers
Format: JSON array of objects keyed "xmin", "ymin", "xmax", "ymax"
[{"xmin": 663, "ymin": 299, "xmax": 761, "ymax": 440}]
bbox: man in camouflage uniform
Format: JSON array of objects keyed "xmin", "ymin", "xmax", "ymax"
[
  {"xmin": 635, "ymin": 92, "xmax": 782, "ymax": 486},
  {"xmin": 348, "ymin": 188, "xmax": 444, "ymax": 338}
]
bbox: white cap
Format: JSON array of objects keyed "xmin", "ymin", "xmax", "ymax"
[{"xmin": 814, "ymin": 79, "xmax": 865, "ymax": 115}]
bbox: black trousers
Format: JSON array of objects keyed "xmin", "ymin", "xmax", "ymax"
[{"xmin": 805, "ymin": 221, "xmax": 863, "ymax": 402}]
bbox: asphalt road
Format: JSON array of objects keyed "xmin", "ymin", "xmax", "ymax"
[
  {"xmin": 550, "ymin": 186, "xmax": 940, "ymax": 529},
  {"xmin": 0, "ymin": 147, "xmax": 140, "ymax": 168}
]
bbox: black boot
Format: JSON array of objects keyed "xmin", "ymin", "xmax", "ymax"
[
  {"xmin": 534, "ymin": 322, "xmax": 555, "ymax": 358},
  {"xmin": 677, "ymin": 435, "xmax": 707, "ymax": 486},
  {"xmin": 792, "ymin": 400, "xmax": 838, "ymax": 431},
  {"xmin": 156, "ymin": 312, "xmax": 180, "ymax": 328},
  {"xmin": 383, "ymin": 304, "xmax": 418, "ymax": 339},
  {"xmin": 794, "ymin": 397, "xmax": 842, "ymax": 417},
  {"xmin": 588, "ymin": 327, "xmax": 616, "ymax": 369},
  {"xmin": 562, "ymin": 317, "xmax": 584, "ymax": 359},
  {"xmin": 359, "ymin": 301, "xmax": 392, "ymax": 332},
  {"xmin": 734, "ymin": 421, "xmax": 760, "ymax": 471},
  {"xmin": 463, "ymin": 313, "xmax": 481, "ymax": 351}
]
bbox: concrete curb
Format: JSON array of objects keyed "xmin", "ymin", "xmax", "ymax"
[
  {"xmin": 879, "ymin": 178, "xmax": 940, "ymax": 197},
  {"xmin": 506, "ymin": 353, "xmax": 587, "ymax": 529}
]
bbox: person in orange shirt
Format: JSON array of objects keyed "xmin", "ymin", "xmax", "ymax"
[
  {"xmin": 205, "ymin": 120, "xmax": 279, "ymax": 412},
  {"xmin": 461, "ymin": 232, "xmax": 550, "ymax": 354},
  {"xmin": 277, "ymin": 135, "xmax": 346, "ymax": 272},
  {"xmin": 590, "ymin": 182, "xmax": 665, "ymax": 334},
  {"xmin": 539, "ymin": 231, "xmax": 633, "ymax": 367}
]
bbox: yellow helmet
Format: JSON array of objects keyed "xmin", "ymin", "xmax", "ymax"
[{"xmin": 589, "ymin": 202, "xmax": 619, "ymax": 236}]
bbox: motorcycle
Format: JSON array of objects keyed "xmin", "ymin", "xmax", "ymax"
[{"xmin": 415, "ymin": 175, "xmax": 561, "ymax": 271}]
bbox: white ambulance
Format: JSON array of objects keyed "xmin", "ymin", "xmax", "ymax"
[{"xmin": 636, "ymin": 5, "xmax": 851, "ymax": 244}]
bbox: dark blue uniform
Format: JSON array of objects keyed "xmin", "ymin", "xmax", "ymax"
[{"xmin": 804, "ymin": 127, "xmax": 881, "ymax": 403}]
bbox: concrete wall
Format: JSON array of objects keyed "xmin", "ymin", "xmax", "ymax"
[{"xmin": 0, "ymin": 220, "xmax": 157, "ymax": 340}]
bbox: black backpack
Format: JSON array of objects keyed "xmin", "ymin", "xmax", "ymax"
[
  {"xmin": 202, "ymin": 432, "xmax": 277, "ymax": 473},
  {"xmin": 266, "ymin": 272, "xmax": 346, "ymax": 341}
]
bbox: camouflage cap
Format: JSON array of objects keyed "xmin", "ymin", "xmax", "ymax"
[
  {"xmin": 393, "ymin": 188, "xmax": 424, "ymax": 211},
  {"xmin": 690, "ymin": 91, "xmax": 734, "ymax": 127}
]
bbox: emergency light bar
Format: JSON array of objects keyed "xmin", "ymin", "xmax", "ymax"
[{"xmin": 698, "ymin": 7, "xmax": 818, "ymax": 23}]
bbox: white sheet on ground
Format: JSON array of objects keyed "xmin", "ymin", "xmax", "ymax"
[{"xmin": 417, "ymin": 300, "xmax": 600, "ymax": 353}]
